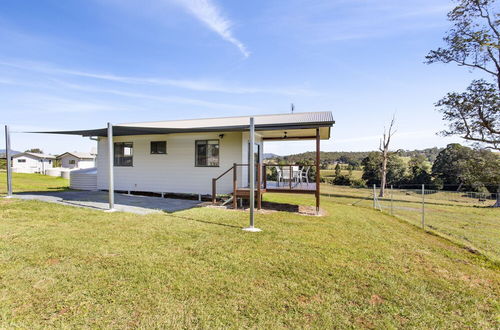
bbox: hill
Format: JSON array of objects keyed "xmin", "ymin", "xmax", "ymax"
[{"xmin": 266, "ymin": 148, "xmax": 443, "ymax": 166}]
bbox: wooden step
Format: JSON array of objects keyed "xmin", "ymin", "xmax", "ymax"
[{"xmin": 234, "ymin": 189, "xmax": 266, "ymax": 198}]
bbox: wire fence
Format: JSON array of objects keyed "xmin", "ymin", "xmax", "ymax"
[{"xmin": 322, "ymin": 184, "xmax": 500, "ymax": 262}]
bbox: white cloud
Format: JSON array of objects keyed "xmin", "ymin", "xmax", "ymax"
[
  {"xmin": 172, "ymin": 0, "xmax": 249, "ymax": 57},
  {"xmin": 0, "ymin": 59, "xmax": 317, "ymax": 95}
]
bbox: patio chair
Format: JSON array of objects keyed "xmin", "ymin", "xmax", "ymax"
[
  {"xmin": 298, "ymin": 166, "xmax": 310, "ymax": 186},
  {"xmin": 281, "ymin": 166, "xmax": 294, "ymax": 186}
]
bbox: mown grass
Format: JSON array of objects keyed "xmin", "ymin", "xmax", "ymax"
[
  {"xmin": 321, "ymin": 184, "xmax": 500, "ymax": 263},
  {"xmin": 0, "ymin": 175, "xmax": 499, "ymax": 327},
  {"xmin": 0, "ymin": 172, "xmax": 69, "ymax": 194}
]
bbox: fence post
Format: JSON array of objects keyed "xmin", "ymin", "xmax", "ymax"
[
  {"xmin": 373, "ymin": 184, "xmax": 376, "ymax": 209},
  {"xmin": 390, "ymin": 185, "xmax": 393, "ymax": 215},
  {"xmin": 421, "ymin": 184, "xmax": 425, "ymax": 229}
]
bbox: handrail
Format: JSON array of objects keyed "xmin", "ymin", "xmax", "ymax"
[
  {"xmin": 214, "ymin": 166, "xmax": 233, "ymax": 181},
  {"xmin": 212, "ymin": 164, "xmax": 235, "ymax": 204}
]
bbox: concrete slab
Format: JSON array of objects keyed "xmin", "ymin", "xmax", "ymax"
[{"xmin": 13, "ymin": 191, "xmax": 202, "ymax": 215}]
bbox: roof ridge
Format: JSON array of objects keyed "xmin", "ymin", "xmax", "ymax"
[{"xmin": 118, "ymin": 111, "xmax": 332, "ymax": 126}]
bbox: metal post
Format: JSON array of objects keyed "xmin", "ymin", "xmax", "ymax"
[
  {"xmin": 243, "ymin": 118, "xmax": 261, "ymax": 232},
  {"xmin": 373, "ymin": 184, "xmax": 376, "ymax": 209},
  {"xmin": 5, "ymin": 125, "xmax": 12, "ymax": 198},
  {"xmin": 421, "ymin": 184, "xmax": 425, "ymax": 229},
  {"xmin": 315, "ymin": 128, "xmax": 320, "ymax": 213},
  {"xmin": 390, "ymin": 185, "xmax": 393, "ymax": 215},
  {"xmin": 106, "ymin": 123, "xmax": 115, "ymax": 212}
]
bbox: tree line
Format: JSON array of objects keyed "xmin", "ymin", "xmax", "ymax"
[{"xmin": 358, "ymin": 143, "xmax": 499, "ymax": 193}]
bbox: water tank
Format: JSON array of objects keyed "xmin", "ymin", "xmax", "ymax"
[
  {"xmin": 46, "ymin": 168, "xmax": 62, "ymax": 177},
  {"xmin": 70, "ymin": 167, "xmax": 97, "ymax": 191},
  {"xmin": 60, "ymin": 169, "xmax": 72, "ymax": 179}
]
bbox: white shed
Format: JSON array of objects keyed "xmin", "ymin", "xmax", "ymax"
[
  {"xmin": 57, "ymin": 152, "xmax": 96, "ymax": 169},
  {"xmin": 11, "ymin": 152, "xmax": 56, "ymax": 174}
]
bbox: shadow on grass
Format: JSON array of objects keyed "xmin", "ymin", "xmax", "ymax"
[
  {"xmin": 321, "ymin": 192, "xmax": 494, "ymax": 208},
  {"xmin": 165, "ymin": 213, "xmax": 242, "ymax": 229}
]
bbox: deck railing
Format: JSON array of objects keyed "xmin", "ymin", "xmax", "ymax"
[
  {"xmin": 262, "ymin": 164, "xmax": 316, "ymax": 191},
  {"xmin": 212, "ymin": 163, "xmax": 318, "ymax": 209},
  {"xmin": 211, "ymin": 163, "xmax": 262, "ymax": 208}
]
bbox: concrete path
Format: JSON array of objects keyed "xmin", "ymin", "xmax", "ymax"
[{"xmin": 13, "ymin": 191, "xmax": 202, "ymax": 215}]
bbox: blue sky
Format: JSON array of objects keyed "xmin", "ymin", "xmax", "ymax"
[{"xmin": 0, "ymin": 0, "xmax": 480, "ymax": 155}]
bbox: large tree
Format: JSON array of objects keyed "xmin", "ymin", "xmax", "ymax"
[
  {"xmin": 426, "ymin": 0, "xmax": 500, "ymax": 150},
  {"xmin": 432, "ymin": 143, "xmax": 500, "ymax": 191},
  {"xmin": 362, "ymin": 152, "xmax": 406, "ymax": 187}
]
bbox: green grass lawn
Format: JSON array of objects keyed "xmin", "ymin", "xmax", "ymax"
[
  {"xmin": 0, "ymin": 174, "xmax": 499, "ymax": 327},
  {"xmin": 0, "ymin": 172, "xmax": 69, "ymax": 194},
  {"xmin": 321, "ymin": 185, "xmax": 500, "ymax": 263}
]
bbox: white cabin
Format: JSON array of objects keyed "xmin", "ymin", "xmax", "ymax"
[
  {"xmin": 57, "ymin": 152, "xmax": 96, "ymax": 169},
  {"xmin": 11, "ymin": 152, "xmax": 56, "ymax": 174},
  {"xmin": 42, "ymin": 112, "xmax": 334, "ymax": 201}
]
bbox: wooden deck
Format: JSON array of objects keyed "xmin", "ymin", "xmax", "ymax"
[{"xmin": 264, "ymin": 181, "xmax": 316, "ymax": 194}]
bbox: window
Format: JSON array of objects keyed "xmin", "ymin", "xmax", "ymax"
[
  {"xmin": 48, "ymin": 160, "xmax": 52, "ymax": 164},
  {"xmin": 18, "ymin": 159, "xmax": 26, "ymax": 163},
  {"xmin": 69, "ymin": 160, "xmax": 76, "ymax": 165},
  {"xmin": 151, "ymin": 141, "xmax": 167, "ymax": 154},
  {"xmin": 195, "ymin": 140, "xmax": 219, "ymax": 167},
  {"xmin": 114, "ymin": 142, "xmax": 133, "ymax": 166}
]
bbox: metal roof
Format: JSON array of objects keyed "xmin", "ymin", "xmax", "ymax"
[
  {"xmin": 12, "ymin": 152, "xmax": 57, "ymax": 159},
  {"xmin": 57, "ymin": 152, "xmax": 96, "ymax": 159},
  {"xmin": 34, "ymin": 111, "xmax": 334, "ymax": 138}
]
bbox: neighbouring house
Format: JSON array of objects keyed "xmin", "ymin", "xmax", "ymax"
[
  {"xmin": 11, "ymin": 152, "xmax": 56, "ymax": 174},
  {"xmin": 57, "ymin": 152, "xmax": 96, "ymax": 169},
  {"xmin": 40, "ymin": 112, "xmax": 334, "ymax": 209}
]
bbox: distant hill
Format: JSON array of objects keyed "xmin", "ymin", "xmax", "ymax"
[
  {"xmin": 0, "ymin": 149, "xmax": 21, "ymax": 158},
  {"xmin": 265, "ymin": 148, "xmax": 444, "ymax": 166},
  {"xmin": 263, "ymin": 153, "xmax": 279, "ymax": 159}
]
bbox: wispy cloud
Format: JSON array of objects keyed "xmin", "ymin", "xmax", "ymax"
[
  {"xmin": 52, "ymin": 80, "xmax": 259, "ymax": 111},
  {"xmin": 263, "ymin": 0, "xmax": 451, "ymax": 43},
  {"xmin": 172, "ymin": 0, "xmax": 249, "ymax": 57},
  {"xmin": 0, "ymin": 59, "xmax": 316, "ymax": 95},
  {"xmin": 9, "ymin": 94, "xmax": 136, "ymax": 113}
]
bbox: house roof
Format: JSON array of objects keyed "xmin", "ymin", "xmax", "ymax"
[
  {"xmin": 12, "ymin": 152, "xmax": 56, "ymax": 159},
  {"xmin": 57, "ymin": 152, "xmax": 96, "ymax": 160},
  {"xmin": 33, "ymin": 111, "xmax": 335, "ymax": 140}
]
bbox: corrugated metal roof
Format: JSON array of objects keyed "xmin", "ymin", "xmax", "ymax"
[
  {"xmin": 33, "ymin": 111, "xmax": 334, "ymax": 137},
  {"xmin": 119, "ymin": 111, "xmax": 334, "ymax": 129},
  {"xmin": 13, "ymin": 152, "xmax": 56, "ymax": 159},
  {"xmin": 57, "ymin": 152, "xmax": 96, "ymax": 159}
]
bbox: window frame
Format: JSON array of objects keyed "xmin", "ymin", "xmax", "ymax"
[
  {"xmin": 195, "ymin": 139, "xmax": 220, "ymax": 167},
  {"xmin": 114, "ymin": 142, "xmax": 134, "ymax": 167},
  {"xmin": 69, "ymin": 159, "xmax": 76, "ymax": 165},
  {"xmin": 150, "ymin": 141, "xmax": 167, "ymax": 155}
]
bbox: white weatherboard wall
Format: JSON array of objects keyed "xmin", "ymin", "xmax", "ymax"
[
  {"xmin": 12, "ymin": 155, "xmax": 53, "ymax": 173},
  {"xmin": 60, "ymin": 154, "xmax": 95, "ymax": 169},
  {"xmin": 96, "ymin": 132, "xmax": 243, "ymax": 195}
]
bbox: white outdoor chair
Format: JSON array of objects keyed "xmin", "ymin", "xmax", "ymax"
[
  {"xmin": 281, "ymin": 166, "xmax": 292, "ymax": 186},
  {"xmin": 276, "ymin": 166, "xmax": 283, "ymax": 187},
  {"xmin": 298, "ymin": 166, "xmax": 310, "ymax": 186}
]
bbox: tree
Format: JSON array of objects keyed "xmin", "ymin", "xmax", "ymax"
[
  {"xmin": 362, "ymin": 153, "xmax": 406, "ymax": 187},
  {"xmin": 437, "ymin": 80, "xmax": 500, "ymax": 150},
  {"xmin": 426, "ymin": 0, "xmax": 500, "ymax": 150},
  {"xmin": 379, "ymin": 116, "xmax": 396, "ymax": 197},
  {"xmin": 432, "ymin": 143, "xmax": 500, "ymax": 191},
  {"xmin": 25, "ymin": 148, "xmax": 44, "ymax": 154},
  {"xmin": 334, "ymin": 163, "xmax": 342, "ymax": 177},
  {"xmin": 408, "ymin": 155, "xmax": 433, "ymax": 184}
]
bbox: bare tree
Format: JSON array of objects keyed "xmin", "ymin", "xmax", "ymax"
[{"xmin": 379, "ymin": 117, "xmax": 396, "ymax": 197}]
